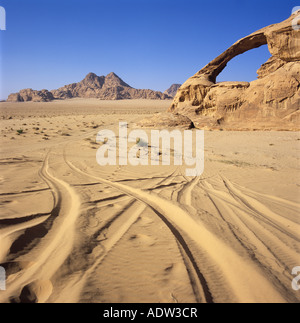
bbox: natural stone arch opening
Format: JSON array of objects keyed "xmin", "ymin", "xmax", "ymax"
[
  {"xmin": 169, "ymin": 14, "xmax": 299, "ymax": 131},
  {"xmin": 216, "ymin": 44, "xmax": 271, "ymax": 83},
  {"xmin": 194, "ymin": 32, "xmax": 268, "ymax": 84}
]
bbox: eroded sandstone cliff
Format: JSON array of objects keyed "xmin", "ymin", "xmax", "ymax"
[{"xmin": 169, "ymin": 13, "xmax": 300, "ymax": 130}]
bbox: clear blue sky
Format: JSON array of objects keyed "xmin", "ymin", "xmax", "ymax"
[{"xmin": 0, "ymin": 0, "xmax": 298, "ymax": 100}]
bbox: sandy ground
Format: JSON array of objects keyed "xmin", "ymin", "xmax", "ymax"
[{"xmin": 0, "ymin": 98, "xmax": 299, "ymax": 303}]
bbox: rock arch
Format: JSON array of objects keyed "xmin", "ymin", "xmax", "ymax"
[
  {"xmin": 169, "ymin": 13, "xmax": 300, "ymax": 130},
  {"xmin": 197, "ymin": 32, "xmax": 268, "ymax": 84}
]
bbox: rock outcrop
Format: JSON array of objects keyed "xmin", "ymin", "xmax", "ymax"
[
  {"xmin": 137, "ymin": 112, "xmax": 194, "ymax": 129},
  {"xmin": 7, "ymin": 73, "xmax": 172, "ymax": 102},
  {"xmin": 169, "ymin": 13, "xmax": 300, "ymax": 130},
  {"xmin": 7, "ymin": 89, "xmax": 54, "ymax": 102},
  {"xmin": 53, "ymin": 72, "xmax": 172, "ymax": 100},
  {"xmin": 164, "ymin": 84, "xmax": 182, "ymax": 98}
]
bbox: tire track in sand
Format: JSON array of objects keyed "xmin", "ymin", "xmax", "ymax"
[
  {"xmin": 0, "ymin": 152, "xmax": 81, "ymax": 303},
  {"xmin": 56, "ymin": 158, "xmax": 208, "ymax": 303},
  {"xmin": 64, "ymin": 159, "xmax": 287, "ymax": 303},
  {"xmin": 200, "ymin": 178, "xmax": 299, "ymax": 302}
]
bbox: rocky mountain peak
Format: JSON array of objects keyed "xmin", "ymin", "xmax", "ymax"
[
  {"xmin": 104, "ymin": 72, "xmax": 131, "ymax": 88},
  {"xmin": 164, "ymin": 84, "xmax": 181, "ymax": 97},
  {"xmin": 7, "ymin": 72, "xmax": 172, "ymax": 101},
  {"xmin": 81, "ymin": 73, "xmax": 105, "ymax": 88}
]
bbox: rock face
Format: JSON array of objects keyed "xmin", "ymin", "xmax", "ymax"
[
  {"xmin": 169, "ymin": 14, "xmax": 300, "ymax": 130},
  {"xmin": 137, "ymin": 112, "xmax": 194, "ymax": 129},
  {"xmin": 164, "ymin": 84, "xmax": 182, "ymax": 98},
  {"xmin": 7, "ymin": 89, "xmax": 54, "ymax": 102},
  {"xmin": 53, "ymin": 72, "xmax": 172, "ymax": 100},
  {"xmin": 7, "ymin": 72, "xmax": 172, "ymax": 102}
]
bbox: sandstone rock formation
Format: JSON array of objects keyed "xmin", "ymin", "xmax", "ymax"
[
  {"xmin": 164, "ymin": 84, "xmax": 182, "ymax": 98},
  {"xmin": 169, "ymin": 13, "xmax": 300, "ymax": 130},
  {"xmin": 7, "ymin": 89, "xmax": 54, "ymax": 102},
  {"xmin": 51, "ymin": 72, "xmax": 171, "ymax": 100},
  {"xmin": 137, "ymin": 112, "xmax": 194, "ymax": 129},
  {"xmin": 7, "ymin": 73, "xmax": 172, "ymax": 102}
]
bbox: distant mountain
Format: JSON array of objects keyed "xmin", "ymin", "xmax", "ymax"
[
  {"xmin": 7, "ymin": 89, "xmax": 54, "ymax": 103},
  {"xmin": 164, "ymin": 84, "xmax": 181, "ymax": 98},
  {"xmin": 7, "ymin": 72, "xmax": 172, "ymax": 102}
]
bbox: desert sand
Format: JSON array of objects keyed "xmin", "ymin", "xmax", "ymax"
[{"xmin": 0, "ymin": 98, "xmax": 299, "ymax": 303}]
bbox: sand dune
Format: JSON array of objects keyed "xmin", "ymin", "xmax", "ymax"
[{"xmin": 0, "ymin": 99, "xmax": 299, "ymax": 303}]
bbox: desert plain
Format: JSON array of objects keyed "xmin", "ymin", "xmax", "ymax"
[{"xmin": 0, "ymin": 98, "xmax": 299, "ymax": 303}]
